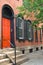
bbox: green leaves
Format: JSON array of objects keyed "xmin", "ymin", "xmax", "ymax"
[
  {"xmin": 17, "ymin": 0, "xmax": 43, "ymax": 27},
  {"xmin": 32, "ymin": 20, "xmax": 39, "ymax": 26}
]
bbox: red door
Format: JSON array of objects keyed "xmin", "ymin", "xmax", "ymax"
[{"xmin": 2, "ymin": 18, "xmax": 10, "ymax": 48}]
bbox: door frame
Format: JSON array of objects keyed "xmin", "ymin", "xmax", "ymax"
[{"xmin": 1, "ymin": 4, "xmax": 15, "ymax": 48}]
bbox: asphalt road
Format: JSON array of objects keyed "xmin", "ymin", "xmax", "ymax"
[{"xmin": 21, "ymin": 50, "xmax": 43, "ymax": 65}]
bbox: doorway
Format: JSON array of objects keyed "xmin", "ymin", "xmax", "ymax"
[{"xmin": 2, "ymin": 4, "xmax": 14, "ymax": 48}]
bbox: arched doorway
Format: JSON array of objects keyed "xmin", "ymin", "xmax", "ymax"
[{"xmin": 2, "ymin": 4, "xmax": 14, "ymax": 48}]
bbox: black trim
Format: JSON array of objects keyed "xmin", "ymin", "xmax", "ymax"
[
  {"xmin": 24, "ymin": 20, "xmax": 27, "ymax": 40},
  {"xmin": 10, "ymin": 19, "xmax": 15, "ymax": 47},
  {"xmin": 40, "ymin": 29, "xmax": 42, "ymax": 42},
  {"xmin": 35, "ymin": 26, "xmax": 38, "ymax": 42},
  {"xmin": 26, "ymin": 20, "xmax": 34, "ymax": 41},
  {"xmin": 16, "ymin": 17, "xmax": 25, "ymax": 42},
  {"xmin": 2, "ymin": 4, "xmax": 14, "ymax": 19}
]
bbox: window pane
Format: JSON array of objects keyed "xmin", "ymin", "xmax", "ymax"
[
  {"xmin": 26, "ymin": 20, "xmax": 33, "ymax": 41},
  {"xmin": 16, "ymin": 17, "xmax": 24, "ymax": 40}
]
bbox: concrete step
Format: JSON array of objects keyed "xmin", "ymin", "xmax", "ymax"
[
  {"xmin": 0, "ymin": 58, "xmax": 10, "ymax": 65},
  {"xmin": 2, "ymin": 48, "xmax": 21, "ymax": 52},
  {"xmin": 0, "ymin": 53, "xmax": 28, "ymax": 65},
  {"xmin": 16, "ymin": 57, "xmax": 29, "ymax": 65},
  {"xmin": 0, "ymin": 53, "xmax": 6, "ymax": 60},
  {"xmin": 0, "ymin": 48, "xmax": 29, "ymax": 65},
  {"xmin": 6, "ymin": 57, "xmax": 29, "ymax": 65},
  {"xmin": 3, "ymin": 50, "xmax": 22, "ymax": 56},
  {"xmin": 0, "ymin": 56, "xmax": 28, "ymax": 65},
  {"xmin": 12, "ymin": 54, "xmax": 26, "ymax": 60},
  {"xmin": 6, "ymin": 63, "xmax": 13, "ymax": 65},
  {"xmin": 2, "ymin": 48, "xmax": 14, "ymax": 52},
  {"xmin": 0, "ymin": 50, "xmax": 22, "ymax": 60}
]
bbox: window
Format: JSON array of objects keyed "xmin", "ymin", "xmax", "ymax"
[
  {"xmin": 16, "ymin": 17, "xmax": 24, "ymax": 40},
  {"xmin": 16, "ymin": 18, "xmax": 34, "ymax": 41},
  {"xmin": 26, "ymin": 20, "xmax": 34, "ymax": 41}
]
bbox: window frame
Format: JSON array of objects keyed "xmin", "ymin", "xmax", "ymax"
[
  {"xmin": 25, "ymin": 20, "xmax": 34, "ymax": 41},
  {"xmin": 16, "ymin": 17, "xmax": 25, "ymax": 41}
]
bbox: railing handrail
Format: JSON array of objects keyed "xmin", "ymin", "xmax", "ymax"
[
  {"xmin": 3, "ymin": 39, "xmax": 16, "ymax": 65},
  {"xmin": 8, "ymin": 40, "xmax": 15, "ymax": 47}
]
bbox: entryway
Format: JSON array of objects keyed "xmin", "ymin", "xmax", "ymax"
[{"xmin": 1, "ymin": 4, "xmax": 14, "ymax": 48}]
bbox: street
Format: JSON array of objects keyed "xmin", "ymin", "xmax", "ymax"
[{"xmin": 21, "ymin": 50, "xmax": 43, "ymax": 65}]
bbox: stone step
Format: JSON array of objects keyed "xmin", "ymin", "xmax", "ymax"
[
  {"xmin": 0, "ymin": 53, "xmax": 28, "ymax": 65},
  {"xmin": 7, "ymin": 54, "xmax": 26, "ymax": 60},
  {"xmin": 3, "ymin": 50, "xmax": 22, "ymax": 56},
  {"xmin": 16, "ymin": 57, "xmax": 29, "ymax": 65},
  {"xmin": 0, "ymin": 48, "xmax": 29, "ymax": 65},
  {"xmin": 2, "ymin": 48, "xmax": 21, "ymax": 52},
  {"xmin": 6, "ymin": 63, "xmax": 13, "ymax": 65},
  {"xmin": 0, "ymin": 54, "xmax": 28, "ymax": 65},
  {"xmin": 0, "ymin": 53, "xmax": 6, "ymax": 60},
  {"xmin": 2, "ymin": 48, "xmax": 14, "ymax": 52},
  {"xmin": 12, "ymin": 54, "xmax": 26, "ymax": 60},
  {"xmin": 0, "ymin": 58, "xmax": 10, "ymax": 65},
  {"xmin": 0, "ymin": 50, "xmax": 22, "ymax": 60},
  {"xmin": 7, "ymin": 57, "xmax": 29, "ymax": 65}
]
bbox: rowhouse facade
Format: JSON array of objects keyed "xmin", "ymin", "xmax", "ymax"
[{"xmin": 0, "ymin": 0, "xmax": 43, "ymax": 49}]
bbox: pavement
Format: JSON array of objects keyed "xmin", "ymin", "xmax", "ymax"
[{"xmin": 21, "ymin": 50, "xmax": 43, "ymax": 65}]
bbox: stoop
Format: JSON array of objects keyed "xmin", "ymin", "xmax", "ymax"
[{"xmin": 0, "ymin": 48, "xmax": 29, "ymax": 65}]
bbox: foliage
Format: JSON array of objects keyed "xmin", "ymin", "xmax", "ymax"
[{"xmin": 17, "ymin": 0, "xmax": 43, "ymax": 27}]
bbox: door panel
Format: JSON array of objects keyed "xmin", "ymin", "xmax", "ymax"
[{"xmin": 2, "ymin": 18, "xmax": 10, "ymax": 48}]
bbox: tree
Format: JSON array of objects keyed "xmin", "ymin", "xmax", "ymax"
[{"xmin": 17, "ymin": 0, "xmax": 43, "ymax": 28}]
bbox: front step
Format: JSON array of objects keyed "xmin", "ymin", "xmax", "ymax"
[
  {"xmin": 6, "ymin": 63, "xmax": 13, "ymax": 65},
  {"xmin": 0, "ymin": 54, "xmax": 6, "ymax": 60},
  {"xmin": 9, "ymin": 54, "xmax": 26, "ymax": 60},
  {"xmin": 0, "ymin": 54, "xmax": 29, "ymax": 65},
  {"xmin": 0, "ymin": 48, "xmax": 28, "ymax": 65},
  {"xmin": 3, "ymin": 50, "xmax": 22, "ymax": 56},
  {"xmin": 2, "ymin": 48, "xmax": 14, "ymax": 52},
  {"xmin": 0, "ymin": 58, "xmax": 10, "ymax": 65},
  {"xmin": 16, "ymin": 57, "xmax": 29, "ymax": 65},
  {"xmin": 6, "ymin": 57, "xmax": 28, "ymax": 65},
  {"xmin": 6, "ymin": 53, "xmax": 28, "ymax": 65}
]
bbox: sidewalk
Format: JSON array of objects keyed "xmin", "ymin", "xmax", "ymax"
[{"xmin": 21, "ymin": 50, "xmax": 43, "ymax": 65}]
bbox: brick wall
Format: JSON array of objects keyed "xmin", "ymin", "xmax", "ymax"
[{"xmin": 0, "ymin": 0, "xmax": 43, "ymax": 48}]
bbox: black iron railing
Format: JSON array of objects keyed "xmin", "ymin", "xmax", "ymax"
[
  {"xmin": 3, "ymin": 39, "xmax": 16, "ymax": 65},
  {"xmin": 8, "ymin": 40, "xmax": 16, "ymax": 65}
]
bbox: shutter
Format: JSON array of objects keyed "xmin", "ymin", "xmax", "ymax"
[
  {"xmin": 40, "ymin": 29, "xmax": 42, "ymax": 42},
  {"xmin": 16, "ymin": 17, "xmax": 19, "ymax": 39},
  {"xmin": 16, "ymin": 17, "xmax": 24, "ymax": 40},
  {"xmin": 24, "ymin": 20, "xmax": 27, "ymax": 40},
  {"xmin": 26, "ymin": 20, "xmax": 33, "ymax": 41},
  {"xmin": 35, "ymin": 26, "xmax": 38, "ymax": 42}
]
